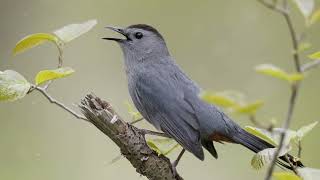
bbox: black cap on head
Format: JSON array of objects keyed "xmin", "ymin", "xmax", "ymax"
[{"xmin": 127, "ymin": 24, "xmax": 164, "ymax": 40}]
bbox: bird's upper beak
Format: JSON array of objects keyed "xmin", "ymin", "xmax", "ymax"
[{"xmin": 103, "ymin": 26, "xmax": 130, "ymax": 41}]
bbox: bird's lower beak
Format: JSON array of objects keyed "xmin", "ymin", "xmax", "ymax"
[{"xmin": 103, "ymin": 26, "xmax": 129, "ymax": 41}]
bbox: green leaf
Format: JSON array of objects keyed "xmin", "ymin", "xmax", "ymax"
[
  {"xmin": 147, "ymin": 138, "xmax": 179, "ymax": 156},
  {"xmin": 35, "ymin": 67, "xmax": 74, "ymax": 85},
  {"xmin": 273, "ymin": 172, "xmax": 301, "ymax": 180},
  {"xmin": 53, "ymin": 19, "xmax": 97, "ymax": 43},
  {"xmin": 273, "ymin": 128, "xmax": 298, "ymax": 147},
  {"xmin": 146, "ymin": 140, "xmax": 162, "ymax": 155},
  {"xmin": 151, "ymin": 138, "xmax": 174, "ymax": 144},
  {"xmin": 245, "ymin": 126, "xmax": 297, "ymax": 146},
  {"xmin": 292, "ymin": 0, "xmax": 315, "ymax": 19},
  {"xmin": 200, "ymin": 91, "xmax": 238, "ymax": 108},
  {"xmin": 245, "ymin": 126, "xmax": 277, "ymax": 146},
  {"xmin": 163, "ymin": 144, "xmax": 180, "ymax": 156},
  {"xmin": 250, "ymin": 122, "xmax": 317, "ymax": 146},
  {"xmin": 255, "ymin": 64, "xmax": 304, "ymax": 83},
  {"xmin": 308, "ymin": 51, "xmax": 320, "ymax": 60},
  {"xmin": 298, "ymin": 167, "xmax": 320, "ymax": 180},
  {"xmin": 233, "ymin": 100, "xmax": 264, "ymax": 115},
  {"xmin": 255, "ymin": 64, "xmax": 289, "ymax": 81},
  {"xmin": 13, "ymin": 19, "xmax": 97, "ymax": 56},
  {"xmin": 251, "ymin": 146, "xmax": 291, "ymax": 170},
  {"xmin": 297, "ymin": 42, "xmax": 312, "ymax": 52},
  {"xmin": 0, "ymin": 70, "xmax": 31, "ymax": 102},
  {"xmin": 308, "ymin": 8, "xmax": 320, "ymax": 26},
  {"xmin": 248, "ymin": 122, "xmax": 317, "ymax": 170},
  {"xmin": 287, "ymin": 74, "xmax": 304, "ymax": 82},
  {"xmin": 251, "ymin": 148, "xmax": 274, "ymax": 170},
  {"xmin": 124, "ymin": 102, "xmax": 143, "ymax": 121},
  {"xmin": 296, "ymin": 121, "xmax": 318, "ymax": 141},
  {"xmin": 264, "ymin": 128, "xmax": 296, "ymax": 146},
  {"xmin": 246, "ymin": 126, "xmax": 297, "ymax": 148},
  {"xmin": 201, "ymin": 91, "xmax": 264, "ymax": 116},
  {"xmin": 13, "ymin": 33, "xmax": 58, "ymax": 55}
]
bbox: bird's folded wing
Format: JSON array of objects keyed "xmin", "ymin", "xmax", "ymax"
[{"xmin": 133, "ymin": 75, "xmax": 204, "ymax": 160}]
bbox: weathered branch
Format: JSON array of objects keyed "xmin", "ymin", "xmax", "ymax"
[
  {"xmin": 29, "ymin": 83, "xmax": 180, "ymax": 179},
  {"xmin": 79, "ymin": 93, "xmax": 183, "ymax": 180}
]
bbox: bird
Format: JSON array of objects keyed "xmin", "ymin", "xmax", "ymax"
[{"xmin": 103, "ymin": 24, "xmax": 303, "ymax": 170}]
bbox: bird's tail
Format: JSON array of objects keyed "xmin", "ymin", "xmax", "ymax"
[{"xmin": 232, "ymin": 128, "xmax": 304, "ymax": 170}]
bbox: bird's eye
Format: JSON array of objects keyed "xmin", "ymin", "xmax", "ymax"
[{"xmin": 134, "ymin": 32, "xmax": 143, "ymax": 39}]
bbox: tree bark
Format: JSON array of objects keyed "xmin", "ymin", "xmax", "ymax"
[{"xmin": 79, "ymin": 93, "xmax": 183, "ymax": 180}]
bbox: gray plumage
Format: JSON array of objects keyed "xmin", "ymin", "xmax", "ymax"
[{"xmin": 103, "ymin": 24, "xmax": 303, "ymax": 168}]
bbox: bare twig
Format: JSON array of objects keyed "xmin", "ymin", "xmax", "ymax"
[
  {"xmin": 257, "ymin": 0, "xmax": 303, "ymax": 179},
  {"xmin": 283, "ymin": 11, "xmax": 301, "ymax": 72},
  {"xmin": 43, "ymin": 81, "xmax": 52, "ymax": 90},
  {"xmin": 33, "ymin": 86, "xmax": 88, "ymax": 122},
  {"xmin": 298, "ymin": 140, "xmax": 302, "ymax": 158},
  {"xmin": 301, "ymin": 60, "xmax": 320, "ymax": 72},
  {"xmin": 249, "ymin": 115, "xmax": 270, "ymax": 129},
  {"xmin": 257, "ymin": 0, "xmax": 287, "ymax": 14},
  {"xmin": 57, "ymin": 44, "xmax": 64, "ymax": 68}
]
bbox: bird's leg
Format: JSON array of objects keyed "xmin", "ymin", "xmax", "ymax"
[
  {"xmin": 171, "ymin": 149, "xmax": 186, "ymax": 177},
  {"xmin": 140, "ymin": 129, "xmax": 170, "ymax": 138},
  {"xmin": 172, "ymin": 149, "xmax": 185, "ymax": 167}
]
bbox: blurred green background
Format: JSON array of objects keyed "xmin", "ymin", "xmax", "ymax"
[{"xmin": 1, "ymin": 0, "xmax": 319, "ymax": 179}]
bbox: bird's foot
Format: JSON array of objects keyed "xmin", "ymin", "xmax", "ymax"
[
  {"xmin": 171, "ymin": 164, "xmax": 178, "ymax": 178},
  {"xmin": 171, "ymin": 149, "xmax": 186, "ymax": 177}
]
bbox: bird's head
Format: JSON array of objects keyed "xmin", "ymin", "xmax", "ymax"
[{"xmin": 103, "ymin": 24, "xmax": 170, "ymax": 63}]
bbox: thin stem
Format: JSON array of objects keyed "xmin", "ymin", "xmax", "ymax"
[
  {"xmin": 265, "ymin": 84, "xmax": 299, "ymax": 180},
  {"xmin": 257, "ymin": 1, "xmax": 303, "ymax": 179},
  {"xmin": 43, "ymin": 80, "xmax": 53, "ymax": 90},
  {"xmin": 34, "ymin": 86, "xmax": 88, "ymax": 122},
  {"xmin": 298, "ymin": 140, "xmax": 302, "ymax": 158},
  {"xmin": 57, "ymin": 44, "xmax": 63, "ymax": 68},
  {"xmin": 283, "ymin": 12, "xmax": 301, "ymax": 72},
  {"xmin": 301, "ymin": 60, "xmax": 320, "ymax": 72},
  {"xmin": 257, "ymin": 0, "xmax": 288, "ymax": 14},
  {"xmin": 258, "ymin": 0, "xmax": 301, "ymax": 72},
  {"xmin": 249, "ymin": 115, "xmax": 269, "ymax": 129},
  {"xmin": 43, "ymin": 43, "xmax": 64, "ymax": 90}
]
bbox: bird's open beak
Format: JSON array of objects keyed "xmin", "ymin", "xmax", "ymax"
[{"xmin": 102, "ymin": 26, "xmax": 130, "ymax": 41}]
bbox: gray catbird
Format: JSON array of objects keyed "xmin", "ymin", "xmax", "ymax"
[{"xmin": 103, "ymin": 24, "xmax": 303, "ymax": 169}]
